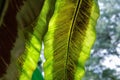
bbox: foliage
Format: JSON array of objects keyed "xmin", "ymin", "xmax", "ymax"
[
  {"xmin": 32, "ymin": 67, "xmax": 44, "ymax": 80},
  {"xmin": 0, "ymin": 0, "xmax": 99, "ymax": 80},
  {"xmin": 83, "ymin": 0, "xmax": 120, "ymax": 80}
]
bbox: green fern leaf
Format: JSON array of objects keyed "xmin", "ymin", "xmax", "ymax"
[
  {"xmin": 0, "ymin": 0, "xmax": 45, "ymax": 80},
  {"xmin": 20, "ymin": 0, "xmax": 57, "ymax": 79},
  {"xmin": 44, "ymin": 0, "xmax": 99, "ymax": 80}
]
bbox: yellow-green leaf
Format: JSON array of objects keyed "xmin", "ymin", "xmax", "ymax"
[
  {"xmin": 19, "ymin": 0, "xmax": 57, "ymax": 79},
  {"xmin": 44, "ymin": 0, "xmax": 99, "ymax": 80},
  {"xmin": 0, "ymin": 0, "xmax": 45, "ymax": 80}
]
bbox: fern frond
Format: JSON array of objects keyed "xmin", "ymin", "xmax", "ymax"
[{"xmin": 44, "ymin": 0, "xmax": 99, "ymax": 80}]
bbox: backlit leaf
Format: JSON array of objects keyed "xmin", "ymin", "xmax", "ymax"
[
  {"xmin": 44, "ymin": 0, "xmax": 99, "ymax": 80},
  {"xmin": 0, "ymin": 0, "xmax": 45, "ymax": 79}
]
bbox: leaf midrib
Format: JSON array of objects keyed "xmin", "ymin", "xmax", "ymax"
[{"xmin": 65, "ymin": 0, "xmax": 82, "ymax": 79}]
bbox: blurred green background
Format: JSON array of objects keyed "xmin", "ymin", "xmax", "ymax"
[{"xmin": 82, "ymin": 0, "xmax": 120, "ymax": 80}]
